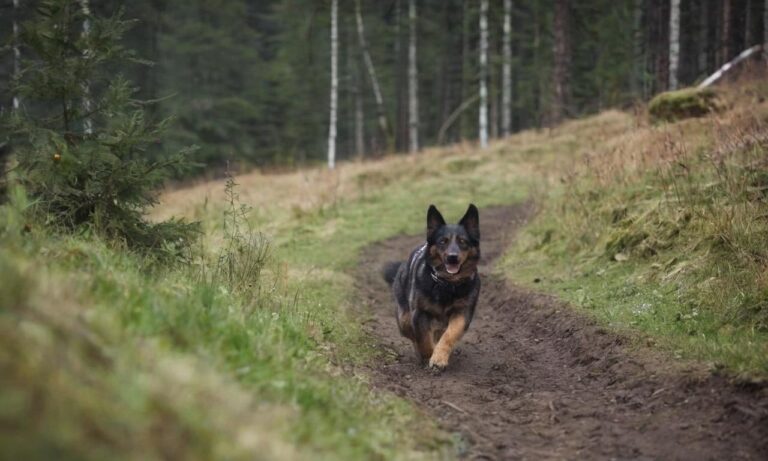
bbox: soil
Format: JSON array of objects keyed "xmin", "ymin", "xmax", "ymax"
[{"xmin": 355, "ymin": 204, "xmax": 768, "ymax": 460}]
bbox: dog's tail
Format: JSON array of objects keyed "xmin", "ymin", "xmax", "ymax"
[{"xmin": 381, "ymin": 261, "xmax": 402, "ymax": 286}]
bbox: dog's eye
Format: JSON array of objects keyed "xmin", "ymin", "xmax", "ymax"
[
  {"xmin": 458, "ymin": 238, "xmax": 467, "ymax": 245},
  {"xmin": 439, "ymin": 237, "xmax": 449, "ymax": 245}
]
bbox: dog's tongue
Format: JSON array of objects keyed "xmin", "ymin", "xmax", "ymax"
[{"xmin": 445, "ymin": 263, "xmax": 460, "ymax": 274}]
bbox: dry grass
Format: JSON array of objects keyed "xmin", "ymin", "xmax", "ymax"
[{"xmin": 504, "ymin": 76, "xmax": 768, "ymax": 376}]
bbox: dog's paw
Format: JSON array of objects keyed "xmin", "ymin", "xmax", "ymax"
[
  {"xmin": 427, "ymin": 362, "xmax": 446, "ymax": 374},
  {"xmin": 428, "ymin": 351, "xmax": 449, "ymax": 372}
]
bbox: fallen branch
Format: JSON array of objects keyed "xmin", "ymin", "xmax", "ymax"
[
  {"xmin": 437, "ymin": 95, "xmax": 479, "ymax": 145},
  {"xmin": 698, "ymin": 44, "xmax": 763, "ymax": 89}
]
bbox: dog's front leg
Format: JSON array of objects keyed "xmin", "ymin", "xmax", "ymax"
[{"xmin": 429, "ymin": 313, "xmax": 466, "ymax": 370}]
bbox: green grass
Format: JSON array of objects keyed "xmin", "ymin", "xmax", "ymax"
[
  {"xmin": 0, "ymin": 187, "xmax": 451, "ymax": 460},
  {"xmin": 5, "ymin": 85, "xmax": 767, "ymax": 460},
  {"xmin": 501, "ymin": 95, "xmax": 768, "ymax": 380}
]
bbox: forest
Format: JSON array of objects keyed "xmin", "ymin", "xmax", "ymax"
[
  {"xmin": 2, "ymin": 0, "xmax": 763, "ymax": 170},
  {"xmin": 1, "ymin": 1, "xmax": 768, "ymax": 460}
]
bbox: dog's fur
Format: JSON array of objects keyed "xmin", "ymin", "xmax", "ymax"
[{"xmin": 383, "ymin": 204, "xmax": 480, "ymax": 371}]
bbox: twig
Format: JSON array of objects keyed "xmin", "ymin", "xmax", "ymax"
[{"xmin": 442, "ymin": 400, "xmax": 468, "ymax": 414}]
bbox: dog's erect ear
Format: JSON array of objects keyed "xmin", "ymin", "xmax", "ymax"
[
  {"xmin": 459, "ymin": 204, "xmax": 480, "ymax": 242},
  {"xmin": 426, "ymin": 205, "xmax": 446, "ymax": 243}
]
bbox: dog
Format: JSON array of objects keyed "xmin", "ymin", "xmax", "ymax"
[{"xmin": 383, "ymin": 204, "xmax": 480, "ymax": 371}]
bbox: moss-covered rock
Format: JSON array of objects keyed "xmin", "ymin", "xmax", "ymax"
[{"xmin": 648, "ymin": 87, "xmax": 720, "ymax": 123}]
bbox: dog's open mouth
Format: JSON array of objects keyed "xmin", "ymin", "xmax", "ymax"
[{"xmin": 445, "ymin": 262, "xmax": 461, "ymax": 274}]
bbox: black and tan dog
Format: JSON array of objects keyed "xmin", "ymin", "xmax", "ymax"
[{"xmin": 383, "ymin": 204, "xmax": 480, "ymax": 371}]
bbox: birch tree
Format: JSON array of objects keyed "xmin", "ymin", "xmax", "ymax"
[
  {"xmin": 408, "ymin": 0, "xmax": 419, "ymax": 153},
  {"xmin": 13, "ymin": 0, "xmax": 21, "ymax": 110},
  {"xmin": 668, "ymin": 0, "xmax": 680, "ymax": 90},
  {"xmin": 502, "ymin": 0, "xmax": 512, "ymax": 137},
  {"xmin": 354, "ymin": 0, "xmax": 392, "ymax": 151},
  {"xmin": 478, "ymin": 0, "xmax": 489, "ymax": 148},
  {"xmin": 327, "ymin": 0, "xmax": 338, "ymax": 169},
  {"xmin": 79, "ymin": 0, "xmax": 93, "ymax": 134}
]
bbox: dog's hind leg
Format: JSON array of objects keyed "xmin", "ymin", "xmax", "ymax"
[{"xmin": 429, "ymin": 313, "xmax": 467, "ymax": 370}]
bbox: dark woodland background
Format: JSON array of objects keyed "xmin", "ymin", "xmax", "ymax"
[{"xmin": 0, "ymin": 1, "xmax": 760, "ymax": 174}]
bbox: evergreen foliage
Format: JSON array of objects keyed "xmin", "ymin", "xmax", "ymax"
[
  {"xmin": 5, "ymin": 0, "xmax": 198, "ymax": 255},
  {"xmin": 1, "ymin": 1, "xmax": 764, "ymax": 172}
]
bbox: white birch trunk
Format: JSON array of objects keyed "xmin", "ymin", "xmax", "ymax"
[
  {"xmin": 355, "ymin": 0, "xmax": 392, "ymax": 151},
  {"xmin": 698, "ymin": 44, "xmax": 762, "ymax": 88},
  {"xmin": 479, "ymin": 0, "xmax": 489, "ymax": 148},
  {"xmin": 12, "ymin": 0, "xmax": 21, "ymax": 111},
  {"xmin": 79, "ymin": 0, "xmax": 93, "ymax": 134},
  {"xmin": 408, "ymin": 0, "xmax": 419, "ymax": 153},
  {"xmin": 668, "ymin": 0, "xmax": 680, "ymax": 90},
  {"xmin": 327, "ymin": 0, "xmax": 338, "ymax": 169},
  {"xmin": 502, "ymin": 0, "xmax": 512, "ymax": 137}
]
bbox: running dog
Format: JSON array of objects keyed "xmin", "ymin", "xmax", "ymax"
[{"xmin": 383, "ymin": 204, "xmax": 480, "ymax": 371}]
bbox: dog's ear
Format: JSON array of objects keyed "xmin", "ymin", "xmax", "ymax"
[
  {"xmin": 426, "ymin": 205, "xmax": 446, "ymax": 243},
  {"xmin": 459, "ymin": 204, "xmax": 480, "ymax": 242}
]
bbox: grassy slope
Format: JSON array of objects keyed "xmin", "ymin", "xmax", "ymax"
[
  {"xmin": 3, "ymin": 81, "xmax": 767, "ymax": 459},
  {"xmin": 502, "ymin": 81, "xmax": 768, "ymax": 379}
]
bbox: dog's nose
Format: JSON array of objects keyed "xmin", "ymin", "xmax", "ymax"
[{"xmin": 446, "ymin": 254, "xmax": 459, "ymax": 264}]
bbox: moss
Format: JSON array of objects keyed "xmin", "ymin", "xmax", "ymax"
[{"xmin": 648, "ymin": 87, "xmax": 721, "ymax": 123}]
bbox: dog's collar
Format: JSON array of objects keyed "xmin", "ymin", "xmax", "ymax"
[{"xmin": 429, "ymin": 266, "xmax": 476, "ymax": 287}]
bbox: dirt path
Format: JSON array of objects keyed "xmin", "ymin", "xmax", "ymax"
[{"xmin": 355, "ymin": 204, "xmax": 768, "ymax": 460}]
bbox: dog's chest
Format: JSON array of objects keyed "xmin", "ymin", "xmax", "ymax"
[{"xmin": 415, "ymin": 283, "xmax": 474, "ymax": 318}]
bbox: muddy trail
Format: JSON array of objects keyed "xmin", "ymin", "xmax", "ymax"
[{"xmin": 355, "ymin": 204, "xmax": 768, "ymax": 460}]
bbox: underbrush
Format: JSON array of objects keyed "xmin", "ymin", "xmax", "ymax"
[{"xmin": 503, "ymin": 82, "xmax": 768, "ymax": 378}]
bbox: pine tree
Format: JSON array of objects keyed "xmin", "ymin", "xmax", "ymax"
[{"xmin": 7, "ymin": 0, "xmax": 197, "ymax": 255}]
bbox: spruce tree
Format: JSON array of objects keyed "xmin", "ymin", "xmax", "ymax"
[{"xmin": 5, "ymin": 0, "xmax": 198, "ymax": 256}]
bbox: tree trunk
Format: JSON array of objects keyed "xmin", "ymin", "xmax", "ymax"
[
  {"xmin": 79, "ymin": 0, "xmax": 93, "ymax": 134},
  {"xmin": 668, "ymin": 0, "xmax": 680, "ymax": 90},
  {"xmin": 328, "ymin": 0, "xmax": 338, "ymax": 169},
  {"xmin": 354, "ymin": 75, "xmax": 364, "ymax": 158},
  {"xmin": 479, "ymin": 0, "xmax": 489, "ymax": 148},
  {"xmin": 460, "ymin": 0, "xmax": 471, "ymax": 139},
  {"xmin": 551, "ymin": 0, "xmax": 570, "ymax": 124},
  {"xmin": 354, "ymin": 0, "xmax": 392, "ymax": 152},
  {"xmin": 408, "ymin": 0, "xmax": 419, "ymax": 153},
  {"xmin": 721, "ymin": 0, "xmax": 731, "ymax": 65},
  {"xmin": 349, "ymin": 24, "xmax": 365, "ymax": 158},
  {"xmin": 698, "ymin": 0, "xmax": 709, "ymax": 75},
  {"xmin": 745, "ymin": 0, "xmax": 753, "ymax": 47},
  {"xmin": 502, "ymin": 0, "xmax": 512, "ymax": 137},
  {"xmin": 12, "ymin": 0, "xmax": 20, "ymax": 111},
  {"xmin": 631, "ymin": 0, "xmax": 644, "ymax": 98},
  {"xmin": 764, "ymin": 0, "xmax": 768, "ymax": 60}
]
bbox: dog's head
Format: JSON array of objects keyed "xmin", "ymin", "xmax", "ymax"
[{"xmin": 426, "ymin": 204, "xmax": 480, "ymax": 278}]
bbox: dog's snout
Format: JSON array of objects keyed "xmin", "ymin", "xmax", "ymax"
[{"xmin": 446, "ymin": 254, "xmax": 459, "ymax": 264}]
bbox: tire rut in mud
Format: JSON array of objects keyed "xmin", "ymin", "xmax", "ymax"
[{"xmin": 355, "ymin": 204, "xmax": 768, "ymax": 460}]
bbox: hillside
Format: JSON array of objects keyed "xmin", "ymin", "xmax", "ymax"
[{"xmin": 3, "ymin": 79, "xmax": 768, "ymax": 459}]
